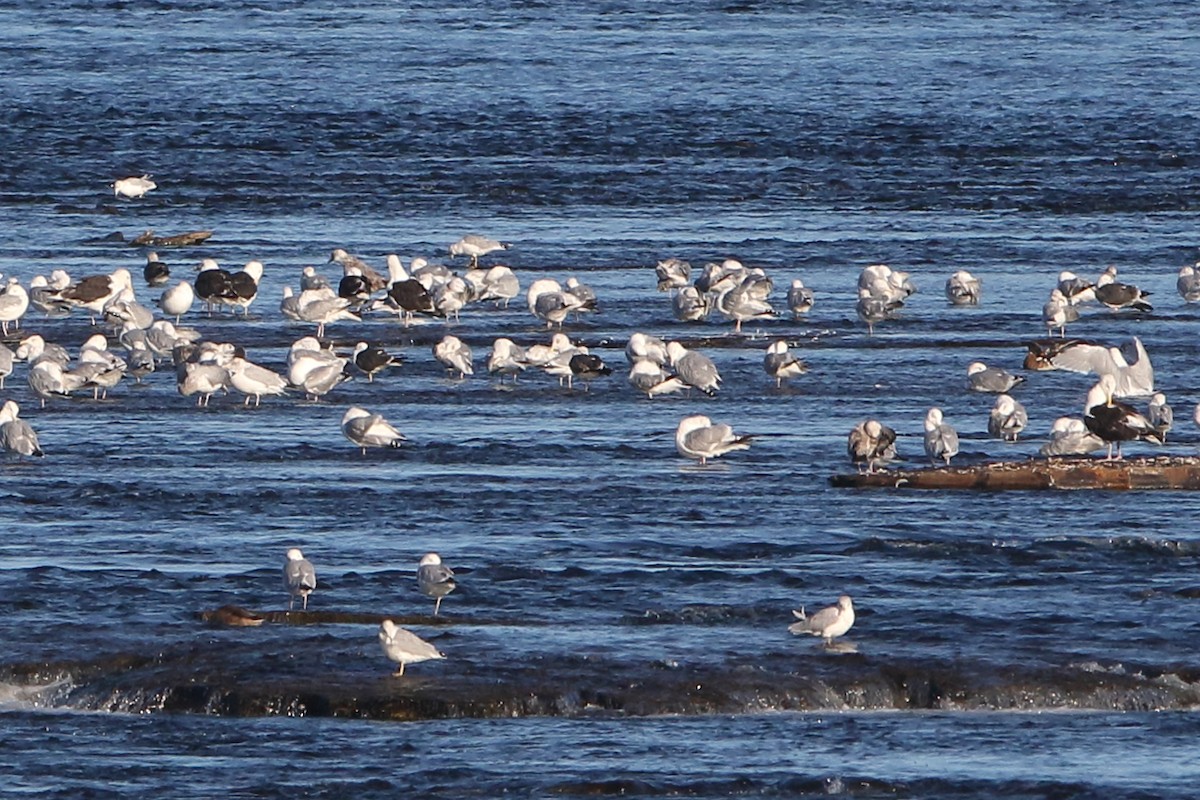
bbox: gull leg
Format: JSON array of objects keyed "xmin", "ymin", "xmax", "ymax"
[
  {"xmin": 434, "ymin": 596, "xmax": 442, "ymax": 616},
  {"xmin": 394, "ymin": 662, "xmax": 406, "ymax": 677}
]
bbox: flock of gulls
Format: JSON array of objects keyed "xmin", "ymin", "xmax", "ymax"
[
  {"xmin": 4, "ymin": 177, "xmax": 1199, "ymax": 671},
  {"xmin": 276, "ymin": 545, "xmax": 854, "ymax": 676}
]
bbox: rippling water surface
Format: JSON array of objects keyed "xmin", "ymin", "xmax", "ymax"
[{"xmin": 2, "ymin": 0, "xmax": 1200, "ymax": 797}]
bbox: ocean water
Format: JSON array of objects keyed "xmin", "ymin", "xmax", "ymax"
[{"xmin": 2, "ymin": 0, "xmax": 1200, "ymax": 797}]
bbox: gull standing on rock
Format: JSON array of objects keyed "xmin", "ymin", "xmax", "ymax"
[
  {"xmin": 1084, "ymin": 374, "xmax": 1163, "ymax": 460},
  {"xmin": 847, "ymin": 419, "xmax": 899, "ymax": 473},
  {"xmin": 789, "ymin": 595, "xmax": 855, "ymax": 645},
  {"xmin": 417, "ymin": 553, "xmax": 457, "ymax": 616},
  {"xmin": 283, "ymin": 548, "xmax": 317, "ymax": 611},
  {"xmin": 379, "ymin": 620, "xmax": 445, "ymax": 677}
]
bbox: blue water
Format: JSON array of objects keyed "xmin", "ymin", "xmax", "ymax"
[{"xmin": 2, "ymin": 0, "xmax": 1200, "ymax": 797}]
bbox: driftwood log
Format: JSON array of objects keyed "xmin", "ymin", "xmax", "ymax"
[
  {"xmin": 129, "ymin": 229, "xmax": 213, "ymax": 248},
  {"xmin": 830, "ymin": 456, "xmax": 1200, "ymax": 490}
]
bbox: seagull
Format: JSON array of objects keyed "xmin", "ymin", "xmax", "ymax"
[
  {"xmin": 987, "ymin": 394, "xmax": 1028, "ymax": 441},
  {"xmin": 157, "ymin": 280, "xmax": 195, "ymax": 324},
  {"xmin": 944, "ymin": 270, "xmax": 982, "ymax": 305},
  {"xmin": 27, "ymin": 275, "xmax": 72, "ymax": 317},
  {"xmin": 486, "ymin": 337, "xmax": 528, "ymax": 383},
  {"xmin": 1177, "ymin": 264, "xmax": 1200, "ymax": 303},
  {"xmin": 1022, "ymin": 337, "xmax": 1152, "ymax": 398},
  {"xmin": 329, "ymin": 248, "xmax": 388, "ymax": 291},
  {"xmin": 1042, "ymin": 288, "xmax": 1078, "ymax": 337},
  {"xmin": 433, "ymin": 335, "xmax": 473, "ymax": 379},
  {"xmin": 627, "ymin": 359, "xmax": 687, "ymax": 398},
  {"xmin": 567, "ymin": 352, "xmax": 612, "ymax": 390},
  {"xmin": 1084, "ymin": 374, "xmax": 1163, "ymax": 459},
  {"xmin": 1056, "ymin": 271, "xmax": 1096, "ymax": 305},
  {"xmin": 0, "ymin": 276, "xmax": 30, "ymax": 336},
  {"xmin": 476, "ymin": 265, "xmax": 521, "ymax": 307},
  {"xmin": 112, "ymin": 174, "xmax": 156, "ymax": 199},
  {"xmin": 61, "ymin": 268, "xmax": 134, "ymax": 323},
  {"xmin": 966, "ymin": 361, "xmax": 1025, "ymax": 393},
  {"xmin": 1148, "ymin": 392, "xmax": 1173, "ymax": 438},
  {"xmin": 855, "ymin": 288, "xmax": 901, "ymax": 336},
  {"xmin": 176, "ymin": 361, "xmax": 231, "ymax": 407},
  {"xmin": 287, "ymin": 340, "xmax": 351, "ymax": 401},
  {"xmin": 1039, "ymin": 416, "xmax": 1106, "ymax": 456},
  {"xmin": 675, "ymin": 415, "xmax": 752, "ymax": 465},
  {"xmin": 847, "ymin": 419, "xmax": 898, "ymax": 473},
  {"xmin": 672, "ymin": 286, "xmax": 710, "ymax": 322},
  {"xmin": 527, "ymin": 278, "xmax": 585, "ymax": 328},
  {"xmin": 352, "ymin": 342, "xmax": 402, "ymax": 382},
  {"xmin": 300, "ymin": 266, "xmax": 331, "ymax": 292},
  {"xmin": 341, "ymin": 406, "xmax": 406, "ymax": 454},
  {"xmin": 283, "ymin": 548, "xmax": 317, "ymax": 611},
  {"xmin": 655, "ymin": 258, "xmax": 691, "ymax": 292},
  {"xmin": 786, "ymin": 278, "xmax": 814, "ymax": 316},
  {"xmin": 665, "ymin": 341, "xmax": 721, "ymax": 396},
  {"xmin": 379, "ymin": 619, "xmax": 445, "ymax": 677},
  {"xmin": 0, "ymin": 343, "xmax": 12, "ymax": 388},
  {"xmin": 625, "ymin": 332, "xmax": 669, "ymax": 366},
  {"xmin": 1094, "ymin": 273, "xmax": 1152, "ymax": 312},
  {"xmin": 762, "ymin": 340, "xmax": 807, "ymax": 388},
  {"xmin": 0, "ymin": 400, "xmax": 43, "ymax": 458},
  {"xmin": 715, "ymin": 280, "xmax": 773, "ymax": 332},
  {"xmin": 789, "ymin": 595, "xmax": 855, "ymax": 645},
  {"xmin": 923, "ymin": 407, "xmax": 959, "ymax": 466},
  {"xmin": 449, "ymin": 234, "xmax": 509, "ymax": 268},
  {"xmin": 225, "ymin": 356, "xmax": 288, "ymax": 406},
  {"xmin": 193, "ymin": 259, "xmax": 234, "ymax": 315},
  {"xmin": 417, "ymin": 553, "xmax": 457, "ymax": 616},
  {"xmin": 218, "ymin": 260, "xmax": 264, "ymax": 315},
  {"xmin": 143, "ymin": 252, "xmax": 170, "ymax": 287}
]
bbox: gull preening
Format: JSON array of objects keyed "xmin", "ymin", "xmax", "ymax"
[
  {"xmin": 1039, "ymin": 416, "xmax": 1105, "ymax": 457},
  {"xmin": 762, "ymin": 340, "xmax": 807, "ymax": 388},
  {"xmin": 341, "ymin": 406, "xmax": 406, "ymax": 454},
  {"xmin": 923, "ymin": 407, "xmax": 959, "ymax": 466},
  {"xmin": 786, "ymin": 279, "xmax": 814, "ymax": 316},
  {"xmin": 283, "ymin": 548, "xmax": 317, "ymax": 611},
  {"xmin": 655, "ymin": 258, "xmax": 691, "ymax": 292},
  {"xmin": 847, "ymin": 419, "xmax": 898, "ymax": 473},
  {"xmin": 944, "ymin": 270, "xmax": 982, "ymax": 305},
  {"xmin": 433, "ymin": 335, "xmax": 473, "ymax": 379},
  {"xmin": 675, "ymin": 415, "xmax": 752, "ymax": 465},
  {"xmin": 1042, "ymin": 289, "xmax": 1078, "ymax": 337},
  {"xmin": 987, "ymin": 394, "xmax": 1028, "ymax": 441},
  {"xmin": 0, "ymin": 400, "xmax": 43, "ymax": 458},
  {"xmin": 1148, "ymin": 392, "xmax": 1173, "ymax": 438},
  {"xmin": 379, "ymin": 619, "xmax": 445, "ymax": 676},
  {"xmin": 0, "ymin": 276, "xmax": 30, "ymax": 336},
  {"xmin": 417, "ymin": 553, "xmax": 457, "ymax": 616},
  {"xmin": 665, "ymin": 341, "xmax": 721, "ymax": 396},
  {"xmin": 789, "ymin": 595, "xmax": 855, "ymax": 645}
]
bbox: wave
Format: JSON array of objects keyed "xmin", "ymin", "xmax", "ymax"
[{"xmin": 6, "ymin": 643, "xmax": 1199, "ymax": 720}]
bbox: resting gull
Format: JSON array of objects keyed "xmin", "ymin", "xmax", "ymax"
[
  {"xmin": 1177, "ymin": 264, "xmax": 1200, "ymax": 303},
  {"xmin": 283, "ymin": 548, "xmax": 317, "ymax": 611},
  {"xmin": 1039, "ymin": 416, "xmax": 1106, "ymax": 457},
  {"xmin": 1148, "ymin": 392, "xmax": 1173, "ymax": 438},
  {"xmin": 1042, "ymin": 289, "xmax": 1078, "ymax": 337},
  {"xmin": 966, "ymin": 361, "xmax": 1025, "ymax": 393},
  {"xmin": 341, "ymin": 406, "xmax": 406, "ymax": 454},
  {"xmin": 789, "ymin": 595, "xmax": 855, "ymax": 645},
  {"xmin": 487, "ymin": 337, "xmax": 528, "ymax": 383},
  {"xmin": 143, "ymin": 252, "xmax": 170, "ymax": 287},
  {"xmin": 665, "ymin": 341, "xmax": 720, "ymax": 396},
  {"xmin": 352, "ymin": 342, "xmax": 402, "ymax": 382},
  {"xmin": 655, "ymin": 258, "xmax": 691, "ymax": 293},
  {"xmin": 923, "ymin": 408, "xmax": 959, "ymax": 466},
  {"xmin": 417, "ymin": 553, "xmax": 457, "ymax": 616},
  {"xmin": 225, "ymin": 356, "xmax": 288, "ymax": 406},
  {"xmin": 0, "ymin": 400, "xmax": 43, "ymax": 458},
  {"xmin": 157, "ymin": 280, "xmax": 195, "ymax": 324},
  {"xmin": 329, "ymin": 248, "xmax": 388, "ymax": 292},
  {"xmin": 379, "ymin": 619, "xmax": 445, "ymax": 676},
  {"xmin": 675, "ymin": 415, "xmax": 752, "ymax": 465},
  {"xmin": 625, "ymin": 332, "xmax": 669, "ymax": 366},
  {"xmin": 672, "ymin": 286, "xmax": 710, "ymax": 322},
  {"xmin": 433, "ymin": 335, "xmax": 473, "ymax": 379},
  {"xmin": 627, "ymin": 359, "xmax": 688, "ymax": 398},
  {"xmin": 0, "ymin": 277, "xmax": 30, "ymax": 336}
]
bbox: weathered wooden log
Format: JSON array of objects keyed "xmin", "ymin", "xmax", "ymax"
[
  {"xmin": 129, "ymin": 229, "xmax": 213, "ymax": 247},
  {"xmin": 830, "ymin": 456, "xmax": 1200, "ymax": 490}
]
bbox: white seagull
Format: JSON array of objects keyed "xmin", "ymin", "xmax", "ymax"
[
  {"xmin": 379, "ymin": 619, "xmax": 445, "ymax": 676},
  {"xmin": 283, "ymin": 548, "xmax": 317, "ymax": 611},
  {"xmin": 789, "ymin": 595, "xmax": 855, "ymax": 644},
  {"xmin": 675, "ymin": 415, "xmax": 752, "ymax": 465},
  {"xmin": 417, "ymin": 553, "xmax": 457, "ymax": 616},
  {"xmin": 341, "ymin": 406, "xmax": 406, "ymax": 454}
]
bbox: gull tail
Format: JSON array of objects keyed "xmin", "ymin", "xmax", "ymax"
[{"xmin": 1131, "ymin": 300, "xmax": 1153, "ymax": 312}]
